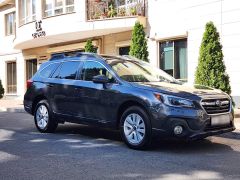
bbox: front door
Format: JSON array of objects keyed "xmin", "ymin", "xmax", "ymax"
[{"xmin": 75, "ymin": 60, "xmax": 119, "ymax": 123}]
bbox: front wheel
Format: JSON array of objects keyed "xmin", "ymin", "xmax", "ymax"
[
  {"xmin": 34, "ymin": 100, "xmax": 58, "ymax": 133},
  {"xmin": 120, "ymin": 106, "xmax": 152, "ymax": 150}
]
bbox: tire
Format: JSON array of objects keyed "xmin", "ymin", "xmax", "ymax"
[
  {"xmin": 120, "ymin": 106, "xmax": 152, "ymax": 150},
  {"xmin": 34, "ymin": 100, "xmax": 58, "ymax": 133}
]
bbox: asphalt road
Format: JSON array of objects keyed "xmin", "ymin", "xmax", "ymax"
[{"xmin": 0, "ymin": 112, "xmax": 240, "ymax": 180}]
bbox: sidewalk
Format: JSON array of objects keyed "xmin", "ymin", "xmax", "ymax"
[
  {"xmin": 0, "ymin": 99, "xmax": 25, "ymax": 113},
  {"xmin": 234, "ymin": 109, "xmax": 240, "ymax": 118}
]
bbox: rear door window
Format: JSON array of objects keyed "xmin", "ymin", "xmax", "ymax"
[
  {"xmin": 54, "ymin": 61, "xmax": 81, "ymax": 80},
  {"xmin": 40, "ymin": 63, "xmax": 59, "ymax": 78}
]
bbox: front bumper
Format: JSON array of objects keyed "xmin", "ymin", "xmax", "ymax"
[
  {"xmin": 150, "ymin": 103, "xmax": 235, "ymax": 140},
  {"xmin": 188, "ymin": 126, "xmax": 235, "ymax": 140}
]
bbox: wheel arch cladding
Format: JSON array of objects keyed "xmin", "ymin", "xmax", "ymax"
[
  {"xmin": 32, "ymin": 95, "xmax": 48, "ymax": 115},
  {"xmin": 116, "ymin": 100, "xmax": 151, "ymax": 129}
]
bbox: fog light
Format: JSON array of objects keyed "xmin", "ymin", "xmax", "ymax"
[{"xmin": 174, "ymin": 126, "xmax": 183, "ymax": 135}]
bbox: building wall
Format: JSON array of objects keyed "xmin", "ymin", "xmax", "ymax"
[
  {"xmin": 103, "ymin": 31, "xmax": 132, "ymax": 55},
  {"xmin": 147, "ymin": 0, "xmax": 240, "ymax": 107},
  {"xmin": 0, "ymin": 4, "xmax": 23, "ymax": 99}
]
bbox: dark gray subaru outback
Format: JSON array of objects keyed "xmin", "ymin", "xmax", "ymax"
[{"xmin": 24, "ymin": 53, "xmax": 235, "ymax": 149}]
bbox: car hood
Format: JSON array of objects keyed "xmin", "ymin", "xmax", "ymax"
[{"xmin": 131, "ymin": 81, "xmax": 227, "ymax": 100}]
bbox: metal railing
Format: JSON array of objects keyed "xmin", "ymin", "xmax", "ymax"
[{"xmin": 87, "ymin": 0, "xmax": 145, "ymax": 20}]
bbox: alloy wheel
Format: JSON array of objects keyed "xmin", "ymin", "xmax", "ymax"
[
  {"xmin": 36, "ymin": 105, "xmax": 49, "ymax": 130},
  {"xmin": 123, "ymin": 113, "xmax": 146, "ymax": 145}
]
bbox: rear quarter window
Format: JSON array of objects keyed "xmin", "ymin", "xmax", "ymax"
[
  {"xmin": 53, "ymin": 61, "xmax": 81, "ymax": 80},
  {"xmin": 39, "ymin": 63, "xmax": 59, "ymax": 78}
]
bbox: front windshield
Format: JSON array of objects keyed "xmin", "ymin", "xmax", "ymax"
[{"xmin": 106, "ymin": 58, "xmax": 179, "ymax": 83}]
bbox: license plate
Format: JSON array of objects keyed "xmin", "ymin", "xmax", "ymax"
[{"xmin": 211, "ymin": 114, "xmax": 230, "ymax": 126}]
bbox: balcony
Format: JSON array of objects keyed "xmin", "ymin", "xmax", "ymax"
[
  {"xmin": 0, "ymin": 0, "xmax": 14, "ymax": 7},
  {"xmin": 87, "ymin": 0, "xmax": 146, "ymax": 20},
  {"xmin": 14, "ymin": 0, "xmax": 147, "ymax": 50}
]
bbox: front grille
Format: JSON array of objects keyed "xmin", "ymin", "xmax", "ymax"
[{"xmin": 201, "ymin": 98, "xmax": 230, "ymax": 115}]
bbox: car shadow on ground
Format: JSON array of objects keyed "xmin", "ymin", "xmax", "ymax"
[
  {"xmin": 216, "ymin": 131, "xmax": 240, "ymax": 140},
  {"xmin": 54, "ymin": 123, "xmax": 239, "ymax": 153},
  {"xmin": 56, "ymin": 123, "xmax": 122, "ymax": 142}
]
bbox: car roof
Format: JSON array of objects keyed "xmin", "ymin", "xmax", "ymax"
[
  {"xmin": 48, "ymin": 52, "xmax": 134, "ymax": 62},
  {"xmin": 40, "ymin": 53, "xmax": 138, "ymax": 70},
  {"xmin": 49, "ymin": 52, "xmax": 103, "ymax": 61}
]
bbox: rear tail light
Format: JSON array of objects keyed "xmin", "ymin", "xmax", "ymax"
[{"xmin": 26, "ymin": 79, "xmax": 33, "ymax": 89}]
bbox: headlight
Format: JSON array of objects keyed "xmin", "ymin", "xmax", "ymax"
[{"xmin": 154, "ymin": 93, "xmax": 195, "ymax": 108}]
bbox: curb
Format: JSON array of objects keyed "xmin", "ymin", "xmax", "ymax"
[
  {"xmin": 234, "ymin": 113, "xmax": 240, "ymax": 118},
  {"xmin": 0, "ymin": 107, "xmax": 25, "ymax": 113}
]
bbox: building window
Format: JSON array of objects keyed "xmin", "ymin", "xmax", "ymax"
[
  {"xmin": 43, "ymin": 0, "xmax": 75, "ymax": 18},
  {"xmin": 6, "ymin": 62, "xmax": 17, "ymax": 94},
  {"xmin": 19, "ymin": 0, "xmax": 36, "ymax": 26},
  {"xmin": 26, "ymin": 59, "xmax": 37, "ymax": 80},
  {"xmin": 119, "ymin": 46, "xmax": 130, "ymax": 55},
  {"xmin": 5, "ymin": 12, "xmax": 16, "ymax": 36},
  {"xmin": 159, "ymin": 39, "xmax": 187, "ymax": 80}
]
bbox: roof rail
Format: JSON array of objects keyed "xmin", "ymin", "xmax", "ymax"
[
  {"xmin": 49, "ymin": 52, "xmax": 100, "ymax": 61},
  {"xmin": 49, "ymin": 53, "xmax": 65, "ymax": 61},
  {"xmin": 76, "ymin": 52, "xmax": 105, "ymax": 61}
]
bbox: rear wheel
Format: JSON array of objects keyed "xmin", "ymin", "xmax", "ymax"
[
  {"xmin": 120, "ymin": 106, "xmax": 152, "ymax": 150},
  {"xmin": 34, "ymin": 100, "xmax": 58, "ymax": 133}
]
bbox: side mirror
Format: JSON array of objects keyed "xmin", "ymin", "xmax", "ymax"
[{"xmin": 93, "ymin": 75, "xmax": 109, "ymax": 84}]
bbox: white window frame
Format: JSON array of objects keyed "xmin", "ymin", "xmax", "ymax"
[
  {"xmin": 5, "ymin": 12, "xmax": 16, "ymax": 36},
  {"xmin": 43, "ymin": 0, "xmax": 75, "ymax": 18},
  {"xmin": 19, "ymin": 0, "xmax": 36, "ymax": 26}
]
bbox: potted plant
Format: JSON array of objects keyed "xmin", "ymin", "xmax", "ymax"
[
  {"xmin": 93, "ymin": 12, "xmax": 101, "ymax": 19},
  {"xmin": 130, "ymin": 6, "xmax": 137, "ymax": 16},
  {"xmin": 107, "ymin": 4, "xmax": 117, "ymax": 18},
  {"xmin": 100, "ymin": 12, "xmax": 107, "ymax": 19},
  {"xmin": 118, "ymin": 7, "xmax": 126, "ymax": 17}
]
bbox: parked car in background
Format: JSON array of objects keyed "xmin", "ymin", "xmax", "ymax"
[{"xmin": 24, "ymin": 53, "xmax": 235, "ymax": 149}]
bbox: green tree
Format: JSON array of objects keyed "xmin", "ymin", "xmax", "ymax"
[
  {"xmin": 84, "ymin": 39, "xmax": 97, "ymax": 53},
  {"xmin": 195, "ymin": 21, "xmax": 231, "ymax": 95},
  {"xmin": 130, "ymin": 21, "xmax": 149, "ymax": 62},
  {"xmin": 0, "ymin": 79, "xmax": 4, "ymax": 99}
]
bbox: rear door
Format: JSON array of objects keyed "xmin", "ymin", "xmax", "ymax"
[{"xmin": 50, "ymin": 60, "xmax": 82, "ymax": 116}]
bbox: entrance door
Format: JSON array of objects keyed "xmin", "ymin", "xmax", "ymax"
[
  {"xmin": 6, "ymin": 61, "xmax": 17, "ymax": 94},
  {"xmin": 26, "ymin": 59, "xmax": 37, "ymax": 80}
]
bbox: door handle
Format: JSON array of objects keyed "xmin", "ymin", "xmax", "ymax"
[{"xmin": 46, "ymin": 84, "xmax": 53, "ymax": 87}]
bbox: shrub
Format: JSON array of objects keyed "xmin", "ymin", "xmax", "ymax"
[
  {"xmin": 85, "ymin": 39, "xmax": 97, "ymax": 53},
  {"xmin": 0, "ymin": 79, "xmax": 4, "ymax": 99},
  {"xmin": 130, "ymin": 21, "xmax": 149, "ymax": 62},
  {"xmin": 195, "ymin": 21, "xmax": 231, "ymax": 95}
]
